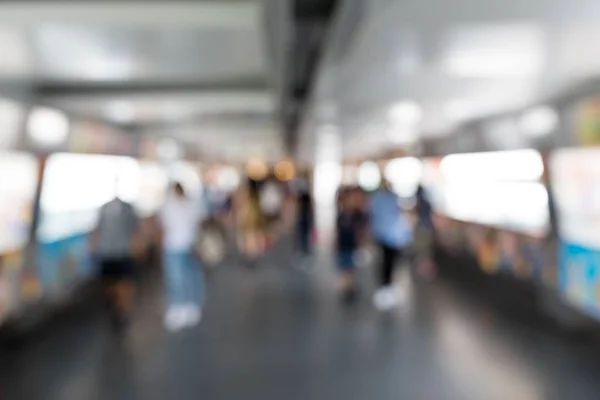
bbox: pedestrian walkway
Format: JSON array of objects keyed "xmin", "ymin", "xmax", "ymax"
[{"xmin": 2, "ymin": 254, "xmax": 600, "ymax": 400}]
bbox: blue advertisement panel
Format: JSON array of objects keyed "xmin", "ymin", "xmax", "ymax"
[
  {"xmin": 36, "ymin": 233, "xmax": 94, "ymax": 298},
  {"xmin": 559, "ymin": 242, "xmax": 600, "ymax": 318},
  {"xmin": 0, "ymin": 152, "xmax": 39, "ymax": 321}
]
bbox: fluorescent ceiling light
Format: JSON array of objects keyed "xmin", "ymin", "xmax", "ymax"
[
  {"xmin": 358, "ymin": 161, "xmax": 381, "ymax": 192},
  {"xmin": 444, "ymin": 99, "xmax": 477, "ymax": 122},
  {"xmin": 388, "ymin": 101, "xmax": 423, "ymax": 125},
  {"xmin": 445, "ymin": 51, "xmax": 541, "ymax": 77},
  {"xmin": 105, "ymin": 101, "xmax": 136, "ymax": 123},
  {"xmin": 519, "ymin": 106, "xmax": 558, "ymax": 138},
  {"xmin": 27, "ymin": 107, "xmax": 69, "ymax": 147}
]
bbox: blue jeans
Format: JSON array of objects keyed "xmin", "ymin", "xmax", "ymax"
[
  {"xmin": 163, "ymin": 251, "xmax": 204, "ymax": 308},
  {"xmin": 337, "ymin": 249, "xmax": 356, "ymax": 271},
  {"xmin": 298, "ymin": 218, "xmax": 313, "ymax": 256}
]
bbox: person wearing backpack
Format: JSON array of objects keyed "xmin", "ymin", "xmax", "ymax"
[{"xmin": 93, "ymin": 186, "xmax": 141, "ymax": 331}]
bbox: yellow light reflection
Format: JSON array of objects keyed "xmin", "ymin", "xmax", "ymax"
[
  {"xmin": 274, "ymin": 160, "xmax": 295, "ymax": 182},
  {"xmin": 246, "ymin": 159, "xmax": 269, "ymax": 181}
]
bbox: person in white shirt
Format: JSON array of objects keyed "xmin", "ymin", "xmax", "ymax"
[
  {"xmin": 160, "ymin": 182, "xmax": 204, "ymax": 332},
  {"xmin": 259, "ymin": 179, "xmax": 284, "ymax": 247},
  {"xmin": 260, "ymin": 180, "xmax": 283, "ymax": 219}
]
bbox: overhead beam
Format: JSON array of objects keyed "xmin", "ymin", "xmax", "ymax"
[
  {"xmin": 35, "ymin": 76, "xmax": 269, "ymax": 97},
  {"xmin": 284, "ymin": 0, "xmax": 340, "ymax": 154},
  {"xmin": 0, "ymin": 1, "xmax": 260, "ymax": 28}
]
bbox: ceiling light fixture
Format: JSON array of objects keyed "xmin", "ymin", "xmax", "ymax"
[
  {"xmin": 387, "ymin": 101, "xmax": 423, "ymax": 126},
  {"xmin": 105, "ymin": 101, "xmax": 135, "ymax": 124},
  {"xmin": 27, "ymin": 107, "xmax": 69, "ymax": 147},
  {"xmin": 519, "ymin": 106, "xmax": 558, "ymax": 138}
]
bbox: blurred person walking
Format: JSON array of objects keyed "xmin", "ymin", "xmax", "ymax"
[
  {"xmin": 237, "ymin": 186, "xmax": 267, "ymax": 265},
  {"xmin": 259, "ymin": 179, "xmax": 284, "ymax": 248},
  {"xmin": 335, "ymin": 190, "xmax": 367, "ymax": 301},
  {"xmin": 93, "ymin": 190, "xmax": 141, "ymax": 331},
  {"xmin": 414, "ymin": 184, "xmax": 437, "ymax": 281},
  {"xmin": 296, "ymin": 179, "xmax": 314, "ymax": 259},
  {"xmin": 370, "ymin": 180, "xmax": 414, "ymax": 311},
  {"xmin": 160, "ymin": 183, "xmax": 205, "ymax": 332}
]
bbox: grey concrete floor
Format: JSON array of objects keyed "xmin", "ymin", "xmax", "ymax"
[{"xmin": 1, "ymin": 249, "xmax": 600, "ymax": 400}]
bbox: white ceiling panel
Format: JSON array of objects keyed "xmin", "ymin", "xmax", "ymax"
[
  {"xmin": 44, "ymin": 92, "xmax": 275, "ymax": 124},
  {"xmin": 0, "ymin": 1, "xmax": 284, "ymax": 163},
  {"xmin": 301, "ymin": 0, "xmax": 600, "ymax": 161},
  {"xmin": 0, "ymin": 2, "xmax": 267, "ymax": 82},
  {"xmin": 33, "ymin": 25, "xmax": 266, "ymax": 82}
]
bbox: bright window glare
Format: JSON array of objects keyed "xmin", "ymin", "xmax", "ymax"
[
  {"xmin": 388, "ymin": 101, "xmax": 423, "ymax": 125},
  {"xmin": 385, "ymin": 157, "xmax": 423, "ymax": 197},
  {"xmin": 441, "ymin": 149, "xmax": 544, "ymax": 182},
  {"xmin": 0, "ymin": 152, "xmax": 38, "ymax": 252},
  {"xmin": 358, "ymin": 161, "xmax": 381, "ymax": 191},
  {"xmin": 27, "ymin": 107, "xmax": 69, "ymax": 147},
  {"xmin": 41, "ymin": 154, "xmax": 140, "ymax": 213},
  {"xmin": 443, "ymin": 182, "xmax": 548, "ymax": 234},
  {"xmin": 314, "ymin": 162, "xmax": 342, "ymax": 205},
  {"xmin": 519, "ymin": 106, "xmax": 558, "ymax": 138},
  {"xmin": 0, "ymin": 98, "xmax": 24, "ymax": 149}
]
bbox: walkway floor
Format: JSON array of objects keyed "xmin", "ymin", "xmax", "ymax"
[{"xmin": 2, "ymin": 249, "xmax": 600, "ymax": 400}]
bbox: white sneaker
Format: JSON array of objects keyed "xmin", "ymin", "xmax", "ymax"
[
  {"xmin": 373, "ymin": 286, "xmax": 400, "ymax": 311},
  {"xmin": 373, "ymin": 288, "xmax": 390, "ymax": 311},
  {"xmin": 183, "ymin": 304, "xmax": 202, "ymax": 327},
  {"xmin": 164, "ymin": 306, "xmax": 186, "ymax": 332}
]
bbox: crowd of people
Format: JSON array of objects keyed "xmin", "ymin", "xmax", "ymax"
[
  {"xmin": 332, "ymin": 180, "xmax": 436, "ymax": 309},
  {"xmin": 91, "ymin": 169, "xmax": 436, "ymax": 333}
]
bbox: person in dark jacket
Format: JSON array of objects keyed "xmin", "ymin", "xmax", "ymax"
[{"xmin": 336, "ymin": 190, "xmax": 366, "ymax": 300}]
